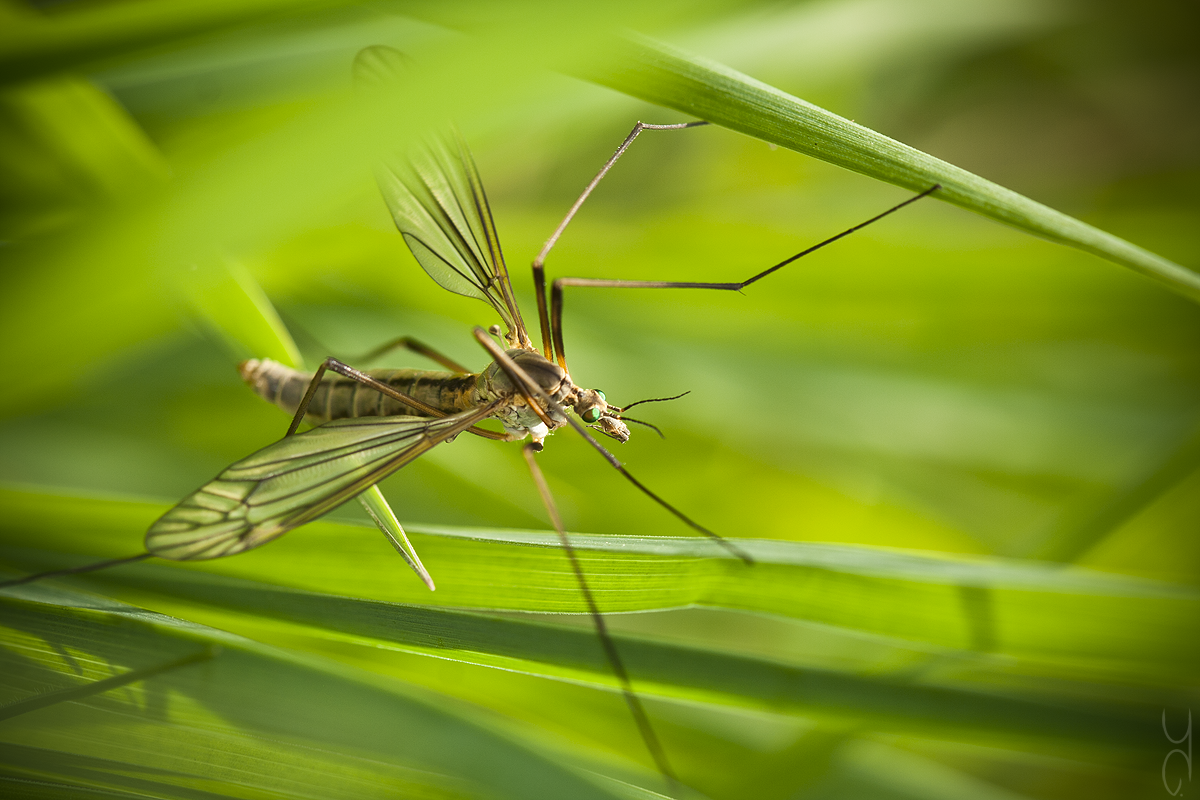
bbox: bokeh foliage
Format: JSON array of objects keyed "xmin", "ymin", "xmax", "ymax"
[{"xmin": 1, "ymin": 1, "xmax": 1198, "ymax": 798}]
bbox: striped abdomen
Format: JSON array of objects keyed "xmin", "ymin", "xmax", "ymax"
[{"xmin": 239, "ymin": 359, "xmax": 480, "ymax": 424}]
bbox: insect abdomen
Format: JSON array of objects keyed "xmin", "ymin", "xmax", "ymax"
[{"xmin": 238, "ymin": 359, "xmax": 479, "ymax": 424}]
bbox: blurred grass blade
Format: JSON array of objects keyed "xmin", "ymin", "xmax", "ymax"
[
  {"xmin": 1039, "ymin": 419, "xmax": 1200, "ymax": 562},
  {"xmin": 33, "ymin": 558, "xmax": 1160, "ymax": 753},
  {"xmin": 182, "ymin": 258, "xmax": 302, "ymax": 368},
  {"xmin": 0, "ymin": 74, "xmax": 168, "ymax": 239},
  {"xmin": 2, "ymin": 2, "xmax": 1193, "ymax": 300},
  {"xmin": 581, "ymin": 34, "xmax": 1200, "ymax": 303},
  {"xmin": 0, "ymin": 582, "xmax": 639, "ymax": 799},
  {"xmin": 0, "ymin": 0, "xmax": 354, "ymax": 87},
  {"xmin": 0, "ymin": 644, "xmax": 216, "ymax": 723},
  {"xmin": 2, "ymin": 486, "xmax": 1195, "ymax": 675},
  {"xmin": 0, "ymin": 3, "xmax": 1189, "ymax": 796},
  {"xmin": 833, "ymin": 740, "xmax": 1043, "ymax": 800}
]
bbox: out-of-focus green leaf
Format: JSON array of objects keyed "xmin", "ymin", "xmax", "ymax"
[
  {"xmin": 6, "ymin": 553, "xmax": 1159, "ymax": 751},
  {"xmin": 0, "ymin": 0, "xmax": 356, "ymax": 86},
  {"xmin": 181, "ymin": 258, "xmax": 302, "ymax": 368},
  {"xmin": 1039, "ymin": 420, "xmax": 1200, "ymax": 562},
  {"xmin": 0, "ymin": 73, "xmax": 167, "ymax": 238},
  {"xmin": 1, "ymin": 485, "xmax": 1194, "ymax": 678},
  {"xmin": 0, "ymin": 581, "xmax": 641, "ymax": 799},
  {"xmin": 0, "ymin": 3, "xmax": 1195, "ymax": 798},
  {"xmin": 185, "ymin": 260, "xmax": 437, "ymax": 590}
]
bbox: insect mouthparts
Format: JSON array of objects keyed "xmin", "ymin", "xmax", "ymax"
[{"xmin": 597, "ymin": 415, "xmax": 630, "ymax": 444}]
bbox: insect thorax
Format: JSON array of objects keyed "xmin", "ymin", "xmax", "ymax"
[{"xmin": 478, "ymin": 349, "xmax": 572, "ymax": 440}]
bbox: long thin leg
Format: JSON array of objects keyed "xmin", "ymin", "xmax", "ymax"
[
  {"xmin": 352, "ymin": 335, "xmax": 471, "ymax": 374},
  {"xmin": 532, "ymin": 260, "xmax": 552, "ymax": 361},
  {"xmin": 275, "ymin": 312, "xmax": 471, "ymax": 374},
  {"xmin": 532, "ymin": 120, "xmax": 710, "ymax": 362},
  {"xmin": 521, "ymin": 445, "xmax": 678, "ymax": 788},
  {"xmin": 0, "ymin": 552, "xmax": 152, "ymax": 589},
  {"xmin": 0, "ymin": 646, "xmax": 217, "ymax": 721},
  {"xmin": 472, "ymin": 327, "xmax": 752, "ymax": 564},
  {"xmin": 1, "ymin": 356, "xmax": 489, "ymax": 591},
  {"xmin": 285, "ymin": 357, "xmax": 506, "ymax": 441},
  {"xmin": 550, "ymin": 185, "xmax": 941, "ymax": 370}
]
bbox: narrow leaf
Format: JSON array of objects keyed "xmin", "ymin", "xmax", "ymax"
[{"xmin": 582, "ymin": 34, "xmax": 1200, "ymax": 303}]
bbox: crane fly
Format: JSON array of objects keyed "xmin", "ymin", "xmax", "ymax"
[{"xmin": 1, "ymin": 45, "xmax": 939, "ymax": 787}]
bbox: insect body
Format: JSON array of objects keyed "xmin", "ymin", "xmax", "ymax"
[
  {"xmin": 139, "ymin": 45, "xmax": 936, "ymax": 579},
  {"xmin": 145, "ymin": 344, "xmax": 629, "ymax": 562},
  {"xmin": 1, "ymin": 44, "xmax": 938, "ymax": 788},
  {"xmin": 237, "ymin": 351, "xmax": 624, "ymax": 445}
]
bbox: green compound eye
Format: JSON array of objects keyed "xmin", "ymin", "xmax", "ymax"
[{"xmin": 579, "ymin": 390, "xmax": 606, "ymax": 424}]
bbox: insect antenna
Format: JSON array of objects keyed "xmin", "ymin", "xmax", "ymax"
[
  {"xmin": 618, "ymin": 416, "xmax": 665, "ymax": 438},
  {"xmin": 617, "ymin": 391, "xmax": 690, "ymax": 414},
  {"xmin": 0, "ymin": 552, "xmax": 152, "ymax": 588}
]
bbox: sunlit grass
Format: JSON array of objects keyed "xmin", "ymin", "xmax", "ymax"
[{"xmin": 1, "ymin": 2, "xmax": 1197, "ymax": 799}]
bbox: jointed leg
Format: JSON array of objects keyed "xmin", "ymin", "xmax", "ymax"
[
  {"xmin": 466, "ymin": 329, "xmax": 555, "ymax": 432},
  {"xmin": 549, "ymin": 184, "xmax": 941, "ymax": 370},
  {"xmin": 283, "ymin": 357, "xmax": 502, "ymax": 589},
  {"xmin": 0, "ymin": 552, "xmax": 152, "ymax": 589},
  {"xmin": 531, "ymin": 120, "xmax": 710, "ymax": 361},
  {"xmin": 521, "ymin": 444, "xmax": 678, "ymax": 788},
  {"xmin": 352, "ymin": 335, "xmax": 471, "ymax": 374},
  {"xmin": 472, "ymin": 327, "xmax": 753, "ymax": 563},
  {"xmin": 276, "ymin": 314, "xmax": 470, "ymax": 374}
]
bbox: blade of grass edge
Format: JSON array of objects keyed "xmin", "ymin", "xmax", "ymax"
[
  {"xmin": 577, "ymin": 34, "xmax": 1200, "ymax": 304},
  {"xmin": 65, "ymin": 561, "xmax": 1163, "ymax": 753},
  {"xmin": 0, "ymin": 584, "xmax": 641, "ymax": 800},
  {"xmin": 1, "ymin": 486, "xmax": 1195, "ymax": 670}
]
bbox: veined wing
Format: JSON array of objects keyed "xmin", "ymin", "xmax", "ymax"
[
  {"xmin": 353, "ymin": 46, "xmax": 531, "ymax": 349},
  {"xmin": 145, "ymin": 403, "xmax": 498, "ymax": 561}
]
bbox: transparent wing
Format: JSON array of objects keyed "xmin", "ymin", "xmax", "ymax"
[
  {"xmin": 354, "ymin": 46, "xmax": 530, "ymax": 348},
  {"xmin": 145, "ymin": 404, "xmax": 496, "ymax": 560}
]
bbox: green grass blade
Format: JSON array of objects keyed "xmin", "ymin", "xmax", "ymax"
[
  {"xmin": 1038, "ymin": 420, "xmax": 1200, "ymax": 562},
  {"xmin": 30, "ymin": 560, "xmax": 1157, "ymax": 754},
  {"xmin": 581, "ymin": 34, "xmax": 1200, "ymax": 303},
  {"xmin": 0, "ymin": 0, "xmax": 355, "ymax": 87},
  {"xmin": 359, "ymin": 484, "xmax": 437, "ymax": 590},
  {"xmin": 182, "ymin": 259, "xmax": 302, "ymax": 369},
  {"xmin": 0, "ymin": 582, "xmax": 638, "ymax": 799},
  {"xmin": 2, "ymin": 486, "xmax": 1194, "ymax": 675}
]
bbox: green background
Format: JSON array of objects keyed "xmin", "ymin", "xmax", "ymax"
[{"xmin": 1, "ymin": 2, "xmax": 1197, "ymax": 798}]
